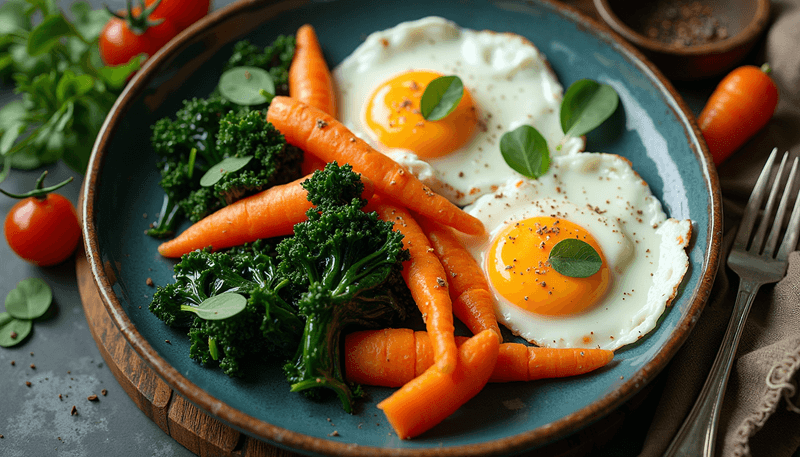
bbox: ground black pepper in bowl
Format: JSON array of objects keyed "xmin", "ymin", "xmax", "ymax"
[
  {"xmin": 594, "ymin": 0, "xmax": 770, "ymax": 80},
  {"xmin": 635, "ymin": 1, "xmax": 729, "ymax": 47}
]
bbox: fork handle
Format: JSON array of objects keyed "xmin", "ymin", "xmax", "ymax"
[{"xmin": 663, "ymin": 278, "xmax": 762, "ymax": 457}]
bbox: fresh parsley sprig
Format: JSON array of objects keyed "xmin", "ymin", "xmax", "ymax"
[{"xmin": 0, "ymin": 0, "xmax": 143, "ymax": 180}]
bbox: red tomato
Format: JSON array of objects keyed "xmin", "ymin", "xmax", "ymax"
[
  {"xmin": 146, "ymin": 0, "xmax": 211, "ymax": 32},
  {"xmin": 99, "ymin": 5, "xmax": 179, "ymax": 66},
  {"xmin": 4, "ymin": 194, "xmax": 81, "ymax": 267}
]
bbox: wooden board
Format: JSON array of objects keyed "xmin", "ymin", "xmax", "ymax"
[
  {"xmin": 76, "ymin": 249, "xmax": 299, "ymax": 457},
  {"xmin": 76, "ymin": 247, "xmax": 651, "ymax": 457}
]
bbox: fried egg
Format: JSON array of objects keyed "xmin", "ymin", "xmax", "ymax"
[
  {"xmin": 333, "ymin": 16, "xmax": 585, "ymax": 206},
  {"xmin": 461, "ymin": 153, "xmax": 692, "ymax": 351}
]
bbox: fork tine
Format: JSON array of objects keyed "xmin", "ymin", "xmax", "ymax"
[
  {"xmin": 764, "ymin": 156, "xmax": 798, "ymax": 257},
  {"xmin": 778, "ymin": 167, "xmax": 800, "ymax": 260},
  {"xmin": 752, "ymin": 152, "xmax": 789, "ymax": 254},
  {"xmin": 735, "ymin": 148, "xmax": 779, "ymax": 250}
]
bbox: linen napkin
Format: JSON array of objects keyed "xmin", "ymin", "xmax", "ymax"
[{"xmin": 639, "ymin": 0, "xmax": 800, "ymax": 455}]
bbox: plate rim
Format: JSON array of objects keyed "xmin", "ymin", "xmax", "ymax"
[{"xmin": 81, "ymin": 0, "xmax": 722, "ymax": 455}]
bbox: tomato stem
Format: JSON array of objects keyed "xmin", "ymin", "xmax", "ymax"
[
  {"xmin": 0, "ymin": 171, "xmax": 73, "ymax": 200},
  {"xmin": 105, "ymin": 0, "xmax": 165, "ymax": 35},
  {"xmin": 761, "ymin": 63, "xmax": 772, "ymax": 75}
]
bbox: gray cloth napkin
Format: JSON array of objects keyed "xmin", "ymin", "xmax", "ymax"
[{"xmin": 639, "ymin": 1, "xmax": 800, "ymax": 455}]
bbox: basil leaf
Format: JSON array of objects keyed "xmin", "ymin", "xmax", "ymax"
[
  {"xmin": 180, "ymin": 292, "xmax": 247, "ymax": 320},
  {"xmin": 200, "ymin": 156, "xmax": 253, "ymax": 187},
  {"xmin": 500, "ymin": 125, "xmax": 550, "ymax": 178},
  {"xmin": 549, "ymin": 239, "xmax": 603, "ymax": 278},
  {"xmin": 219, "ymin": 66, "xmax": 275, "ymax": 106},
  {"xmin": 27, "ymin": 14, "xmax": 75, "ymax": 56},
  {"xmin": 0, "ymin": 312, "xmax": 33, "ymax": 347},
  {"xmin": 420, "ymin": 75, "xmax": 464, "ymax": 121},
  {"xmin": 5, "ymin": 278, "xmax": 53, "ymax": 320},
  {"xmin": 560, "ymin": 79, "xmax": 619, "ymax": 139}
]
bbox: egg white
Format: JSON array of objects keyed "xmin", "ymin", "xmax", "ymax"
[
  {"xmin": 461, "ymin": 153, "xmax": 692, "ymax": 351},
  {"xmin": 333, "ymin": 16, "xmax": 585, "ymax": 206}
]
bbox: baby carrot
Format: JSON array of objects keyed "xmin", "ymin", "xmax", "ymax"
[
  {"xmin": 368, "ymin": 197, "xmax": 458, "ymax": 374},
  {"xmin": 416, "ymin": 215, "xmax": 501, "ymax": 342},
  {"xmin": 345, "ymin": 328, "xmax": 416, "ymax": 388},
  {"xmin": 289, "ymin": 24, "xmax": 337, "ymax": 117},
  {"xmin": 344, "ymin": 329, "xmax": 614, "ymax": 386},
  {"xmin": 158, "ymin": 174, "xmax": 373, "ymax": 257},
  {"xmin": 266, "ymin": 96, "xmax": 485, "ymax": 236},
  {"xmin": 289, "ymin": 24, "xmax": 336, "ymax": 175},
  {"xmin": 698, "ymin": 64, "xmax": 779, "ymax": 166},
  {"xmin": 377, "ymin": 329, "xmax": 499, "ymax": 439}
]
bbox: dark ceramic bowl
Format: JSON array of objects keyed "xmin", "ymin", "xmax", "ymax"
[
  {"xmin": 82, "ymin": 0, "xmax": 722, "ymax": 455},
  {"xmin": 593, "ymin": 0, "xmax": 770, "ymax": 80}
]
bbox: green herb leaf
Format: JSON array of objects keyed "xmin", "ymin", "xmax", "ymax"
[
  {"xmin": 56, "ymin": 71, "xmax": 94, "ymax": 102},
  {"xmin": 420, "ymin": 75, "xmax": 464, "ymax": 121},
  {"xmin": 27, "ymin": 14, "xmax": 75, "ymax": 56},
  {"xmin": 1, "ymin": 122, "xmax": 26, "ymax": 155},
  {"xmin": 208, "ymin": 337, "xmax": 219, "ymax": 361},
  {"xmin": 0, "ymin": 0, "xmax": 32, "ymax": 36},
  {"xmin": 96, "ymin": 54, "xmax": 145, "ymax": 90},
  {"xmin": 180, "ymin": 292, "xmax": 247, "ymax": 320},
  {"xmin": 70, "ymin": 1, "xmax": 111, "ymax": 42},
  {"xmin": 200, "ymin": 156, "xmax": 253, "ymax": 187},
  {"xmin": 548, "ymin": 239, "xmax": 603, "ymax": 278},
  {"xmin": 5, "ymin": 278, "xmax": 53, "ymax": 320},
  {"xmin": 0, "ymin": 312, "xmax": 33, "ymax": 347},
  {"xmin": 560, "ymin": 79, "xmax": 619, "ymax": 140},
  {"xmin": 218, "ymin": 66, "xmax": 275, "ymax": 106},
  {"xmin": 500, "ymin": 125, "xmax": 550, "ymax": 178}
]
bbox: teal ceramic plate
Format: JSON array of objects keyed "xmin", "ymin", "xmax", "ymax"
[{"xmin": 83, "ymin": 0, "xmax": 721, "ymax": 455}]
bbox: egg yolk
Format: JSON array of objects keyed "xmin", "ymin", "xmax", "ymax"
[
  {"xmin": 487, "ymin": 216, "xmax": 610, "ymax": 316},
  {"xmin": 363, "ymin": 70, "xmax": 478, "ymax": 159}
]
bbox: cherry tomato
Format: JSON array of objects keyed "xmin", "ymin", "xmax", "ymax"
[
  {"xmin": 4, "ymin": 193, "xmax": 81, "ymax": 267},
  {"xmin": 145, "ymin": 0, "xmax": 210, "ymax": 32},
  {"xmin": 99, "ymin": 4, "xmax": 179, "ymax": 66}
]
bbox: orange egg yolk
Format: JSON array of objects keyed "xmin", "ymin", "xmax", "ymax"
[
  {"xmin": 487, "ymin": 216, "xmax": 610, "ymax": 316},
  {"xmin": 363, "ymin": 70, "xmax": 478, "ymax": 159}
]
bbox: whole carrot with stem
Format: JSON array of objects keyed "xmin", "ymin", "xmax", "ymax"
[
  {"xmin": 698, "ymin": 63, "xmax": 779, "ymax": 166},
  {"xmin": 266, "ymin": 96, "xmax": 485, "ymax": 236},
  {"xmin": 377, "ymin": 329, "xmax": 500, "ymax": 439},
  {"xmin": 416, "ymin": 215, "xmax": 501, "ymax": 342},
  {"xmin": 344, "ymin": 328, "xmax": 614, "ymax": 386},
  {"xmin": 158, "ymin": 165, "xmax": 373, "ymax": 258},
  {"xmin": 367, "ymin": 196, "xmax": 458, "ymax": 374},
  {"xmin": 289, "ymin": 24, "xmax": 336, "ymax": 175}
]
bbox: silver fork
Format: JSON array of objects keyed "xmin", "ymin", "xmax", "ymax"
[{"xmin": 664, "ymin": 148, "xmax": 800, "ymax": 457}]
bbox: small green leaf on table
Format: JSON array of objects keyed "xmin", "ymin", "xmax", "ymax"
[
  {"xmin": 0, "ymin": 312, "xmax": 33, "ymax": 347},
  {"xmin": 5, "ymin": 278, "xmax": 53, "ymax": 320}
]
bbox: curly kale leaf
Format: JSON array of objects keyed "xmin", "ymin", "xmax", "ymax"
[
  {"xmin": 277, "ymin": 163, "xmax": 412, "ymax": 412},
  {"xmin": 150, "ymin": 243, "xmax": 303, "ymax": 377}
]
